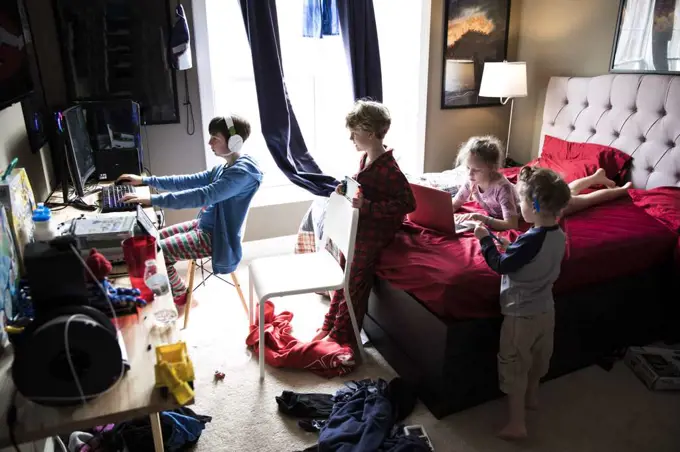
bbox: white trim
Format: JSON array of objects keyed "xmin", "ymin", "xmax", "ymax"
[
  {"xmin": 250, "ymin": 183, "xmax": 317, "ymax": 208},
  {"xmin": 413, "ymin": 0, "xmax": 432, "ymax": 175},
  {"xmin": 191, "ymin": 0, "xmax": 215, "ymax": 168}
]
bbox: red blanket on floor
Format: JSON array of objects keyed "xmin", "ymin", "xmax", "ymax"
[{"xmin": 245, "ymin": 301, "xmax": 355, "ymax": 378}]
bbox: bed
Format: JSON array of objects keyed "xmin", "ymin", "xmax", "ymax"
[{"xmin": 296, "ymin": 74, "xmax": 680, "ymax": 418}]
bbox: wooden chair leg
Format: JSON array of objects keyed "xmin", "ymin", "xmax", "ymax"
[
  {"xmin": 230, "ymin": 273, "xmax": 249, "ymax": 319},
  {"xmin": 182, "ymin": 260, "xmax": 196, "ymax": 330}
]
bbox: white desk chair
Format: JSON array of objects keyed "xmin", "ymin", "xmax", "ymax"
[{"xmin": 248, "ymin": 192, "xmax": 364, "ymax": 380}]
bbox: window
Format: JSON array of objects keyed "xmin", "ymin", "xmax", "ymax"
[
  {"xmin": 613, "ymin": 0, "xmax": 680, "ymax": 72},
  {"xmin": 204, "ymin": 0, "xmax": 425, "ymax": 187}
]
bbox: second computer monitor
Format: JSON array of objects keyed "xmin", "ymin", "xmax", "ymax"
[{"xmin": 62, "ymin": 105, "xmax": 96, "ymax": 198}]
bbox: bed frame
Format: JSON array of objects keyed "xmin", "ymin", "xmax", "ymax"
[{"xmin": 364, "ymin": 74, "xmax": 680, "ymax": 419}]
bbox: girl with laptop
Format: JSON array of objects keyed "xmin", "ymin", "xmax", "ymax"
[{"xmin": 451, "ymin": 136, "xmax": 632, "ymax": 231}]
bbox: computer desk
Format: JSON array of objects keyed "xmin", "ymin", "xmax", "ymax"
[{"xmin": 0, "ymin": 185, "xmax": 188, "ymax": 452}]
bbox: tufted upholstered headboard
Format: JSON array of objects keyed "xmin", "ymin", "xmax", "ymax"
[{"xmin": 540, "ymin": 74, "xmax": 680, "ymax": 189}]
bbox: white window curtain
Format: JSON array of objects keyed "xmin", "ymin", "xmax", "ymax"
[
  {"xmin": 613, "ymin": 0, "xmax": 656, "ymax": 71},
  {"xmin": 204, "ymin": 0, "xmax": 425, "ymax": 187}
]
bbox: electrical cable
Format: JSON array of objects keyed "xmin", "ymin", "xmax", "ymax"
[
  {"xmin": 54, "ymin": 435, "xmax": 68, "ymax": 452},
  {"xmin": 65, "ymin": 314, "xmax": 87, "ymax": 404},
  {"xmin": 69, "ymin": 244, "xmax": 117, "ymax": 323},
  {"xmin": 183, "ymin": 71, "xmax": 195, "ymax": 136}
]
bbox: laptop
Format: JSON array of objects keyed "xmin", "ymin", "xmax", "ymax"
[
  {"xmin": 135, "ymin": 204, "xmax": 160, "ymax": 246},
  {"xmin": 407, "ymin": 183, "xmax": 476, "ymax": 234}
]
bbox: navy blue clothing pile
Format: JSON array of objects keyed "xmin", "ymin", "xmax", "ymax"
[
  {"xmin": 99, "ymin": 407, "xmax": 211, "ymax": 451},
  {"xmin": 280, "ymin": 378, "xmax": 430, "ymax": 452}
]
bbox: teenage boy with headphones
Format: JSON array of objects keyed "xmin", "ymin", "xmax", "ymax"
[{"xmin": 117, "ymin": 115, "xmax": 263, "ymax": 306}]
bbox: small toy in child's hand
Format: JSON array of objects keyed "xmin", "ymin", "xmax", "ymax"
[
  {"xmin": 343, "ymin": 176, "xmax": 361, "ymax": 201},
  {"xmin": 484, "ymin": 225, "xmax": 505, "ymax": 248}
]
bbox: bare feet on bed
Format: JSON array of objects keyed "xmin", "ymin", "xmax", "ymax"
[
  {"xmin": 498, "ymin": 423, "xmax": 528, "ymax": 440},
  {"xmin": 311, "ymin": 329, "xmax": 329, "ymax": 342},
  {"xmin": 593, "ymin": 168, "xmax": 617, "ymax": 188}
]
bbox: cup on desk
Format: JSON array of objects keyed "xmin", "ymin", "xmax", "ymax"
[{"xmin": 122, "ymin": 236, "xmax": 157, "ymax": 302}]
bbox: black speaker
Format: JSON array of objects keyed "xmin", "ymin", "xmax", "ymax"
[{"xmin": 21, "ymin": 93, "xmax": 48, "ymax": 152}]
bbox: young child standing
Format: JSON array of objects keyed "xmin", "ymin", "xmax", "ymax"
[
  {"xmin": 312, "ymin": 100, "xmax": 416, "ymax": 347},
  {"xmin": 452, "ymin": 136, "xmax": 632, "ymax": 231},
  {"xmin": 474, "ymin": 167, "xmax": 571, "ymax": 440},
  {"xmin": 118, "ymin": 115, "xmax": 263, "ymax": 306}
]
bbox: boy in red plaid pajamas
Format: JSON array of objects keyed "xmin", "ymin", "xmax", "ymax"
[{"xmin": 312, "ymin": 100, "xmax": 416, "ymax": 346}]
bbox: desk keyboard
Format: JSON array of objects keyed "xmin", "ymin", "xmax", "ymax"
[{"xmin": 100, "ymin": 185, "xmax": 137, "ymax": 213}]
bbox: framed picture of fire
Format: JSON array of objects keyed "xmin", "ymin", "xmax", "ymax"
[{"xmin": 441, "ymin": 0, "xmax": 511, "ymax": 109}]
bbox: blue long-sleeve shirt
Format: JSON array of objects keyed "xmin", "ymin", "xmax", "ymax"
[
  {"xmin": 144, "ymin": 155, "xmax": 263, "ymax": 274},
  {"xmin": 480, "ymin": 225, "xmax": 566, "ymax": 316}
]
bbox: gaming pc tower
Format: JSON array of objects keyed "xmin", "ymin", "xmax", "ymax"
[{"xmin": 82, "ymin": 100, "xmax": 144, "ymax": 181}]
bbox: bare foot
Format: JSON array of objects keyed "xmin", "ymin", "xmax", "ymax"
[
  {"xmin": 622, "ymin": 181, "xmax": 633, "ymax": 189},
  {"xmin": 498, "ymin": 423, "xmax": 528, "ymax": 440},
  {"xmin": 592, "ymin": 168, "xmax": 616, "ymax": 188},
  {"xmin": 311, "ymin": 329, "xmax": 329, "ymax": 342}
]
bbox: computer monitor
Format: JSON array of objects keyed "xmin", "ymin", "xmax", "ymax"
[{"xmin": 62, "ymin": 105, "xmax": 96, "ymax": 198}]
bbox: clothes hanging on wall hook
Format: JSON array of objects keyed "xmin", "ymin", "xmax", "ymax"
[{"xmin": 170, "ymin": 1, "xmax": 195, "ymax": 136}]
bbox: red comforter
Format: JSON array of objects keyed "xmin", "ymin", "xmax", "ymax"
[{"xmin": 375, "ymin": 190, "xmax": 680, "ymax": 320}]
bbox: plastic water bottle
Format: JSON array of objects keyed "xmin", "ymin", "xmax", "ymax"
[
  {"xmin": 32, "ymin": 203, "xmax": 56, "ymax": 242},
  {"xmin": 143, "ymin": 259, "xmax": 177, "ymax": 326}
]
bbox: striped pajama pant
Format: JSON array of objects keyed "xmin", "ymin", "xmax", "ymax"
[{"xmin": 159, "ymin": 220, "xmax": 212, "ymax": 298}]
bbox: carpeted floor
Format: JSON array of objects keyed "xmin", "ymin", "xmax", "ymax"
[{"xmin": 176, "ymin": 238, "xmax": 680, "ymax": 452}]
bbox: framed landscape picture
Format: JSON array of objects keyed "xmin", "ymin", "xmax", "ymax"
[
  {"xmin": 610, "ymin": 0, "xmax": 680, "ymax": 74},
  {"xmin": 441, "ymin": 0, "xmax": 511, "ymax": 109}
]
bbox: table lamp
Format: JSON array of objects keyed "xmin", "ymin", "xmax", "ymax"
[{"xmin": 479, "ymin": 61, "xmax": 527, "ymax": 163}]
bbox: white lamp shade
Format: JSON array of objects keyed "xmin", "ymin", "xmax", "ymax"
[{"xmin": 479, "ymin": 62, "xmax": 527, "ymax": 99}]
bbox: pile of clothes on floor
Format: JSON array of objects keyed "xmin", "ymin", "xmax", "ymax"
[
  {"xmin": 246, "ymin": 300, "xmax": 356, "ymax": 377},
  {"xmin": 276, "ymin": 378, "xmax": 432, "ymax": 451},
  {"xmin": 64, "ymin": 407, "xmax": 211, "ymax": 451}
]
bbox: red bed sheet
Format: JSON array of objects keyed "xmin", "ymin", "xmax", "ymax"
[{"xmin": 375, "ymin": 196, "xmax": 678, "ymax": 320}]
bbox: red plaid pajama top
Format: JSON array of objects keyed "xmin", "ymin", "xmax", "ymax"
[{"xmin": 324, "ymin": 149, "xmax": 416, "ymax": 344}]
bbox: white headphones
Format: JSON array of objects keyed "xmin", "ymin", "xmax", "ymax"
[{"xmin": 224, "ymin": 115, "xmax": 244, "ymax": 153}]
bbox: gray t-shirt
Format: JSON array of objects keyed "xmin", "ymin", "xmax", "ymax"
[{"xmin": 480, "ymin": 226, "xmax": 566, "ymax": 316}]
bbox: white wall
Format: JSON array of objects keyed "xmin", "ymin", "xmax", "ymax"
[
  {"xmin": 139, "ymin": 0, "xmax": 207, "ymax": 227},
  {"xmin": 422, "ymin": 0, "xmax": 522, "ymax": 172},
  {"xmin": 511, "ymin": 0, "xmax": 621, "ymax": 163},
  {"xmin": 0, "ymin": 103, "xmax": 53, "ymax": 202}
]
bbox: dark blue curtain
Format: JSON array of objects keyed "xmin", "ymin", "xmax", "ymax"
[
  {"xmin": 336, "ymin": 0, "xmax": 383, "ymax": 101},
  {"xmin": 239, "ymin": 0, "xmax": 339, "ymax": 197}
]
